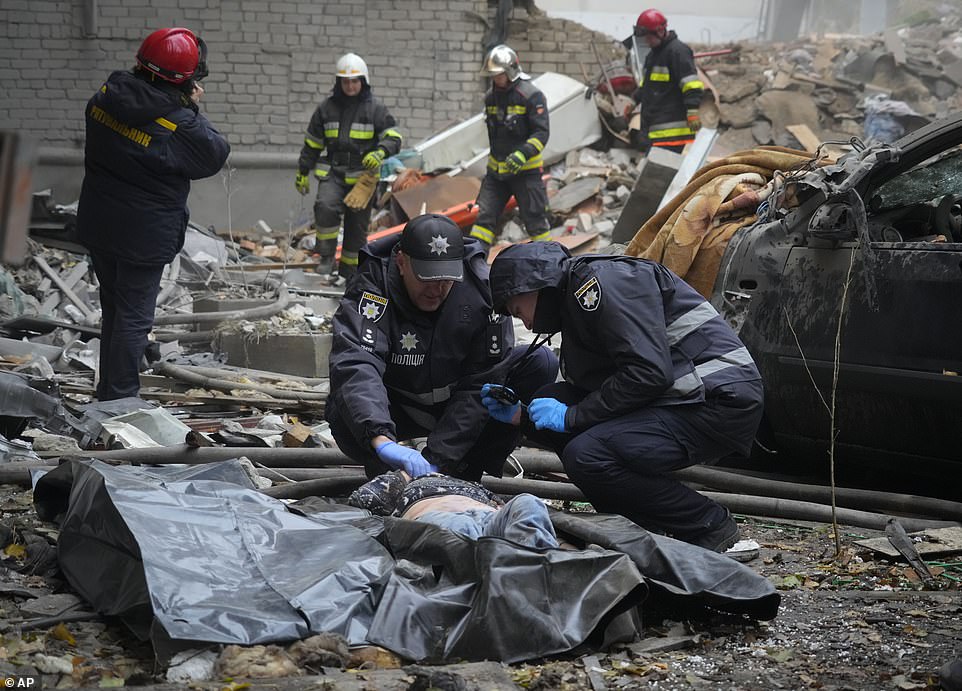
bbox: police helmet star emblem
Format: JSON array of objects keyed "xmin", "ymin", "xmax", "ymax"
[
  {"xmin": 358, "ymin": 291, "xmax": 388, "ymax": 322},
  {"xmin": 574, "ymin": 276, "xmax": 602, "ymax": 311},
  {"xmin": 428, "ymin": 234, "xmax": 450, "ymax": 255}
]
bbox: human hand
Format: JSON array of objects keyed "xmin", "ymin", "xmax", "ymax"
[
  {"xmin": 362, "ymin": 148, "xmax": 386, "ymax": 169},
  {"xmin": 375, "ymin": 440, "xmax": 437, "ymax": 477},
  {"xmin": 190, "ymin": 82, "xmax": 204, "ymax": 105},
  {"xmin": 294, "ymin": 173, "xmax": 310, "ymax": 195},
  {"xmin": 528, "ymin": 397, "xmax": 568, "ymax": 432},
  {"xmin": 481, "ymin": 383, "xmax": 520, "ymax": 425},
  {"xmin": 687, "ymin": 110, "xmax": 701, "ymax": 132},
  {"xmin": 505, "ymin": 150, "xmax": 526, "ymax": 174}
]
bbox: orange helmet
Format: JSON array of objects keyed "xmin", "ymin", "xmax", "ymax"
[
  {"xmin": 635, "ymin": 9, "xmax": 667, "ymax": 36},
  {"xmin": 136, "ymin": 28, "xmax": 207, "ymax": 84}
]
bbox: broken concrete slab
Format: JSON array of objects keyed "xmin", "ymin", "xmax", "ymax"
[
  {"xmin": 855, "ymin": 526, "xmax": 962, "ymax": 559},
  {"xmin": 611, "ymin": 148, "xmax": 682, "ymax": 245},
  {"xmin": 216, "ymin": 332, "xmax": 333, "ymax": 378},
  {"xmin": 548, "ymin": 176, "xmax": 604, "ymax": 215}
]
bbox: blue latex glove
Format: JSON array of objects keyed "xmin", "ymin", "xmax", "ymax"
[
  {"xmin": 481, "ymin": 383, "xmax": 520, "ymax": 424},
  {"xmin": 528, "ymin": 398, "xmax": 569, "ymax": 433},
  {"xmin": 375, "ymin": 441, "xmax": 437, "ymax": 478}
]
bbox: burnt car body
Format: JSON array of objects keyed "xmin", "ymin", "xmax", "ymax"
[{"xmin": 711, "ymin": 112, "xmax": 962, "ymax": 500}]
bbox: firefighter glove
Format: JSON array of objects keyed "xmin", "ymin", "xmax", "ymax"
[
  {"xmin": 481, "ymin": 383, "xmax": 520, "ymax": 425},
  {"xmin": 295, "ymin": 173, "xmax": 310, "ymax": 195},
  {"xmin": 375, "ymin": 440, "xmax": 437, "ymax": 478},
  {"xmin": 528, "ymin": 397, "xmax": 568, "ymax": 433},
  {"xmin": 687, "ymin": 110, "xmax": 701, "ymax": 132},
  {"xmin": 505, "ymin": 150, "xmax": 526, "ymax": 174},
  {"xmin": 362, "ymin": 148, "xmax": 386, "ymax": 170}
]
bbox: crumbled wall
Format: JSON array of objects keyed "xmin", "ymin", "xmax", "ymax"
[{"xmin": 0, "ymin": 1, "xmax": 626, "ymax": 152}]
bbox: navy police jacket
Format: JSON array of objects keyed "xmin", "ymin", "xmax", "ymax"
[
  {"xmin": 326, "ymin": 235, "xmax": 514, "ymax": 467},
  {"xmin": 77, "ymin": 70, "xmax": 230, "ymax": 265},
  {"xmin": 491, "ymin": 242, "xmax": 760, "ymax": 433}
]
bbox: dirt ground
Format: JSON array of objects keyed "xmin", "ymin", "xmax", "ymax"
[{"xmin": 1, "ymin": 479, "xmax": 960, "ymax": 691}]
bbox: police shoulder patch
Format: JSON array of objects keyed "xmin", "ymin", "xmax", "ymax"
[
  {"xmin": 358, "ymin": 291, "xmax": 388, "ymax": 322},
  {"xmin": 574, "ymin": 276, "xmax": 602, "ymax": 311}
]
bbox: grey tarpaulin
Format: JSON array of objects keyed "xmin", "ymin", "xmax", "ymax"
[
  {"xmin": 33, "ymin": 459, "xmax": 779, "ymax": 663},
  {"xmin": 33, "ymin": 459, "xmax": 392, "ymax": 655}
]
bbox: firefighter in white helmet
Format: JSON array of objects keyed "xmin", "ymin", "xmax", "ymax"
[
  {"xmin": 469, "ymin": 45, "xmax": 551, "ymax": 253},
  {"xmin": 295, "ymin": 53, "xmax": 403, "ymax": 281}
]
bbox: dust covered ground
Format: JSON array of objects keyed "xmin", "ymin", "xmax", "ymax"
[{"xmin": 1, "ymin": 480, "xmax": 959, "ymax": 690}]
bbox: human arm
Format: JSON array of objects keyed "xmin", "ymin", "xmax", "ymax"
[
  {"xmin": 564, "ymin": 263, "xmax": 677, "ymax": 431},
  {"xmin": 515, "ymin": 87, "xmax": 549, "ymax": 164},
  {"xmin": 327, "ymin": 266, "xmax": 397, "ymax": 446},
  {"xmin": 168, "ymin": 110, "xmax": 230, "ymax": 180},
  {"xmin": 672, "ymin": 43, "xmax": 704, "ymax": 124},
  {"xmin": 297, "ymin": 106, "xmax": 326, "ymax": 177},
  {"xmin": 370, "ymin": 101, "xmax": 403, "ymax": 162}
]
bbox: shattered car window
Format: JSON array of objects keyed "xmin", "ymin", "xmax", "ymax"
[{"xmin": 870, "ymin": 148, "xmax": 962, "ymax": 211}]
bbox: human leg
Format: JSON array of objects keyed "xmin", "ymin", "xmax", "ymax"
[
  {"xmin": 560, "ymin": 406, "xmax": 735, "ymax": 548},
  {"xmin": 91, "ymin": 256, "xmax": 164, "ymax": 400},
  {"xmin": 313, "ymin": 177, "xmax": 348, "ymax": 273},
  {"xmin": 469, "ymin": 174, "xmax": 513, "ymax": 249},
  {"xmin": 340, "ymin": 202, "xmax": 372, "ymax": 281},
  {"xmin": 512, "ymin": 172, "xmax": 550, "ymax": 241},
  {"xmin": 480, "ymin": 493, "xmax": 559, "ymax": 549}
]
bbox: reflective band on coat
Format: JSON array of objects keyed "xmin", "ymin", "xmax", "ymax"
[{"xmin": 665, "ymin": 301, "xmax": 719, "ymax": 345}]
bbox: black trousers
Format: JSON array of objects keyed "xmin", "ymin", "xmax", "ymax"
[
  {"xmin": 89, "ymin": 251, "xmax": 165, "ymax": 401},
  {"xmin": 524, "ymin": 379, "xmax": 764, "ymax": 541},
  {"xmin": 313, "ymin": 174, "xmax": 372, "ymax": 278},
  {"xmin": 328, "ymin": 345, "xmax": 559, "ymax": 482},
  {"xmin": 474, "ymin": 170, "xmax": 549, "ymax": 242}
]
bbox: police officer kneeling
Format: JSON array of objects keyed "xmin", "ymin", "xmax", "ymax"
[
  {"xmin": 483, "ymin": 242, "xmax": 763, "ymax": 552},
  {"xmin": 326, "ymin": 214, "xmax": 558, "ymax": 481}
]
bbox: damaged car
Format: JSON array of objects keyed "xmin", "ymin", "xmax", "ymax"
[{"xmin": 711, "ymin": 112, "xmax": 962, "ymax": 500}]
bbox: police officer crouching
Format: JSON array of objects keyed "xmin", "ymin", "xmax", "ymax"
[
  {"xmin": 483, "ymin": 241, "xmax": 764, "ymax": 552},
  {"xmin": 326, "ymin": 214, "xmax": 558, "ymax": 481}
]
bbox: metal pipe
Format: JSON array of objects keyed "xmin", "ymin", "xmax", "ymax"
[
  {"xmin": 512, "ymin": 452, "xmax": 962, "ymax": 521},
  {"xmin": 80, "ymin": 445, "xmax": 350, "ymax": 465},
  {"xmin": 153, "ymin": 289, "xmax": 291, "ymax": 325},
  {"xmin": 150, "ymin": 362, "xmax": 328, "ymax": 403},
  {"xmin": 177, "ymin": 364, "xmax": 329, "ymax": 386}
]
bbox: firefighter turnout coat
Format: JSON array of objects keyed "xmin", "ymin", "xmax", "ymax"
[
  {"xmin": 484, "ymin": 78, "xmax": 549, "ymax": 179},
  {"xmin": 632, "ymin": 31, "xmax": 704, "ymax": 149},
  {"xmin": 326, "ymin": 235, "xmax": 515, "ymax": 467},
  {"xmin": 297, "ymin": 85, "xmax": 402, "ymax": 186}
]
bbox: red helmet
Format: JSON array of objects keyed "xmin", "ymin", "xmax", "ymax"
[
  {"xmin": 136, "ymin": 28, "xmax": 206, "ymax": 84},
  {"xmin": 635, "ymin": 8, "xmax": 667, "ymax": 35}
]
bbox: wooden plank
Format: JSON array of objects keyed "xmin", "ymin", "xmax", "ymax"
[{"xmin": 786, "ymin": 124, "xmax": 822, "ymax": 153}]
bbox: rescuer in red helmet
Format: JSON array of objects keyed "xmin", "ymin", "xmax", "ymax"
[
  {"xmin": 76, "ymin": 28, "xmax": 229, "ymax": 400},
  {"xmin": 626, "ymin": 9, "xmax": 704, "ymax": 153}
]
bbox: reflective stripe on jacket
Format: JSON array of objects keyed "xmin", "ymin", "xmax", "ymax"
[
  {"xmin": 297, "ymin": 85, "xmax": 401, "ymax": 184},
  {"xmin": 484, "ymin": 78, "xmax": 549, "ymax": 179},
  {"xmin": 558, "ymin": 255, "xmax": 760, "ymax": 431},
  {"xmin": 632, "ymin": 31, "xmax": 704, "ymax": 146}
]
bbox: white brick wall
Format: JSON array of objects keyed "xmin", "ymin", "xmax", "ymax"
[{"xmin": 1, "ymin": 0, "xmax": 621, "ymax": 151}]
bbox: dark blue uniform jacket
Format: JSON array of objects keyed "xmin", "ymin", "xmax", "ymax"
[
  {"xmin": 326, "ymin": 235, "xmax": 514, "ymax": 466},
  {"xmin": 491, "ymin": 242, "xmax": 761, "ymax": 432},
  {"xmin": 77, "ymin": 70, "xmax": 230, "ymax": 265}
]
